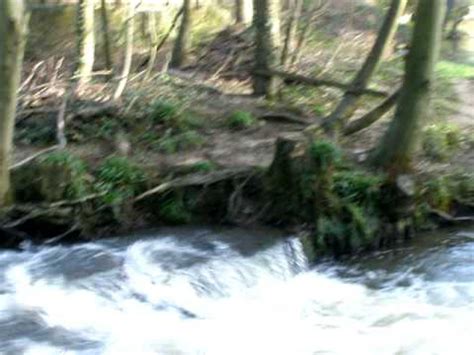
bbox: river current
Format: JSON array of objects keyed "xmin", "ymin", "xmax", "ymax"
[{"xmin": 0, "ymin": 227, "xmax": 473, "ymax": 354}]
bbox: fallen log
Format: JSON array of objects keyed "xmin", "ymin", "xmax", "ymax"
[{"xmin": 254, "ymin": 69, "xmax": 390, "ymax": 97}]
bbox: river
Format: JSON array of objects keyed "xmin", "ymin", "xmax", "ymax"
[{"xmin": 0, "ymin": 227, "xmax": 473, "ymax": 354}]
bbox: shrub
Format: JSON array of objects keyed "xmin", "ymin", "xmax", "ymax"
[
  {"xmin": 227, "ymin": 111, "xmax": 256, "ymax": 129},
  {"xmin": 159, "ymin": 195, "xmax": 191, "ymax": 224},
  {"xmin": 333, "ymin": 170, "xmax": 383, "ymax": 204},
  {"xmin": 422, "ymin": 177, "xmax": 452, "ymax": 211},
  {"xmin": 96, "ymin": 156, "xmax": 147, "ymax": 203},
  {"xmin": 308, "ymin": 139, "xmax": 341, "ymax": 170},
  {"xmin": 148, "ymin": 100, "xmax": 179, "ymax": 125},
  {"xmin": 422, "ymin": 123, "xmax": 462, "ymax": 161}
]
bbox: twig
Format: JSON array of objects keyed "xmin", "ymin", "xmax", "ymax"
[
  {"xmin": 56, "ymin": 91, "xmax": 70, "ymax": 149},
  {"xmin": 144, "ymin": 6, "xmax": 184, "ymax": 80},
  {"xmin": 19, "ymin": 61, "xmax": 45, "ymax": 92},
  {"xmin": 9, "ymin": 146, "xmax": 60, "ymax": 171},
  {"xmin": 44, "ymin": 224, "xmax": 80, "ymax": 244},
  {"xmin": 135, "ymin": 169, "xmax": 251, "ymax": 202},
  {"xmin": 210, "ymin": 49, "xmax": 236, "ymax": 81}
]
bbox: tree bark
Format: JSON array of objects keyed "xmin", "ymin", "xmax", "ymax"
[
  {"xmin": 0, "ymin": 0, "xmax": 29, "ymax": 207},
  {"xmin": 170, "ymin": 0, "xmax": 192, "ymax": 68},
  {"xmin": 235, "ymin": 0, "xmax": 253, "ymax": 25},
  {"xmin": 100, "ymin": 0, "xmax": 113, "ymax": 74},
  {"xmin": 252, "ymin": 0, "xmax": 281, "ymax": 98},
  {"xmin": 113, "ymin": 0, "xmax": 135, "ymax": 100},
  {"xmin": 75, "ymin": 0, "xmax": 95, "ymax": 84},
  {"xmin": 280, "ymin": 0, "xmax": 302, "ymax": 67},
  {"xmin": 144, "ymin": 12, "xmax": 159, "ymax": 79},
  {"xmin": 371, "ymin": 0, "xmax": 445, "ymax": 174},
  {"xmin": 322, "ymin": 0, "xmax": 407, "ymax": 134}
]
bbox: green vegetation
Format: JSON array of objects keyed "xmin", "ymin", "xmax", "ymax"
[
  {"xmin": 436, "ymin": 61, "xmax": 474, "ymax": 79},
  {"xmin": 333, "ymin": 170, "xmax": 384, "ymax": 204},
  {"xmin": 158, "ymin": 194, "xmax": 191, "ymax": 224},
  {"xmin": 308, "ymin": 139, "xmax": 342, "ymax": 169},
  {"xmin": 147, "ymin": 100, "xmax": 180, "ymax": 125},
  {"xmin": 96, "ymin": 156, "xmax": 147, "ymax": 204},
  {"xmin": 421, "ymin": 123, "xmax": 462, "ymax": 161},
  {"xmin": 226, "ymin": 111, "xmax": 256, "ymax": 129}
]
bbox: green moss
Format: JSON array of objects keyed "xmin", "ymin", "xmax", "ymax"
[
  {"xmin": 96, "ymin": 156, "xmax": 147, "ymax": 203},
  {"xmin": 227, "ymin": 111, "xmax": 256, "ymax": 129}
]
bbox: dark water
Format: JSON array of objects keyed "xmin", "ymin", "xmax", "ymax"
[{"xmin": 0, "ymin": 227, "xmax": 472, "ymax": 354}]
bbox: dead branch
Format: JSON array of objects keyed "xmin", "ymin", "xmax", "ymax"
[
  {"xmin": 429, "ymin": 208, "xmax": 474, "ymax": 226},
  {"xmin": 19, "ymin": 61, "xmax": 45, "ymax": 92},
  {"xmin": 255, "ymin": 69, "xmax": 389, "ymax": 97},
  {"xmin": 9, "ymin": 145, "xmax": 60, "ymax": 171},
  {"xmin": 135, "ymin": 168, "xmax": 252, "ymax": 202}
]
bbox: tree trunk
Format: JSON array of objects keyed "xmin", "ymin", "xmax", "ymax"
[
  {"xmin": 280, "ymin": 0, "xmax": 302, "ymax": 67},
  {"xmin": 75, "ymin": 0, "xmax": 95, "ymax": 84},
  {"xmin": 113, "ymin": 0, "xmax": 135, "ymax": 100},
  {"xmin": 144, "ymin": 12, "xmax": 159, "ymax": 79},
  {"xmin": 322, "ymin": 0, "xmax": 407, "ymax": 134},
  {"xmin": 252, "ymin": 0, "xmax": 281, "ymax": 98},
  {"xmin": 235, "ymin": 0, "xmax": 253, "ymax": 25},
  {"xmin": 170, "ymin": 0, "xmax": 191, "ymax": 68},
  {"xmin": 0, "ymin": 0, "xmax": 29, "ymax": 207},
  {"xmin": 371, "ymin": 0, "xmax": 445, "ymax": 174},
  {"xmin": 100, "ymin": 0, "xmax": 113, "ymax": 74}
]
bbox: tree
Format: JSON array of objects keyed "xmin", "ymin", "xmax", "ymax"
[
  {"xmin": 371, "ymin": 0, "xmax": 446, "ymax": 174},
  {"xmin": 75, "ymin": 0, "xmax": 95, "ymax": 84},
  {"xmin": 170, "ymin": 0, "xmax": 192, "ymax": 68},
  {"xmin": 322, "ymin": 0, "xmax": 407, "ymax": 134},
  {"xmin": 252, "ymin": 0, "xmax": 281, "ymax": 97},
  {"xmin": 100, "ymin": 0, "xmax": 113, "ymax": 73},
  {"xmin": 235, "ymin": 0, "xmax": 253, "ymax": 25},
  {"xmin": 0, "ymin": 0, "xmax": 29, "ymax": 207},
  {"xmin": 113, "ymin": 0, "xmax": 135, "ymax": 100},
  {"xmin": 280, "ymin": 0, "xmax": 302, "ymax": 67}
]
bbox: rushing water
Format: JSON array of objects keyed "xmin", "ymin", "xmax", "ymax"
[{"xmin": 0, "ymin": 227, "xmax": 473, "ymax": 354}]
